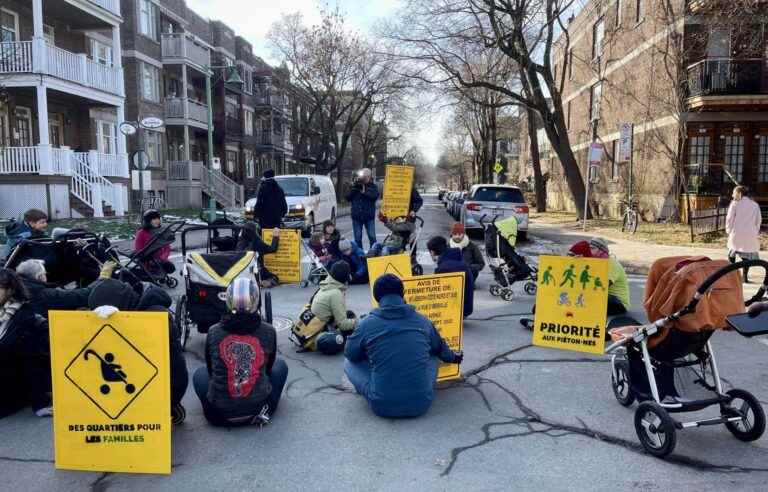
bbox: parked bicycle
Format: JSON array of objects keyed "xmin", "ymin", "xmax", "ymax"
[{"xmin": 620, "ymin": 199, "xmax": 639, "ymax": 234}]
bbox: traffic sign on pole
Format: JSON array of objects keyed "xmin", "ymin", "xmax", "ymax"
[{"xmin": 618, "ymin": 123, "xmax": 633, "ymax": 163}]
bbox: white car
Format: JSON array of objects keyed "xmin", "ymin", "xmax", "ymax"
[
  {"xmin": 245, "ymin": 174, "xmax": 337, "ymax": 236},
  {"xmin": 460, "ymin": 184, "xmax": 530, "ymax": 240}
]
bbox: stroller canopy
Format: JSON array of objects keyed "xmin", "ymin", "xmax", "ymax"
[
  {"xmin": 495, "ymin": 216, "xmax": 518, "ymax": 246},
  {"xmin": 644, "ymin": 256, "xmax": 744, "ymax": 347},
  {"xmin": 187, "ymin": 251, "xmax": 255, "ymax": 287}
]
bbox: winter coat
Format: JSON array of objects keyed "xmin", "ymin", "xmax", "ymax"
[
  {"xmin": 134, "ymin": 227, "xmax": 171, "ymax": 262},
  {"xmin": 22, "ymin": 277, "xmax": 92, "ymax": 318},
  {"xmin": 236, "ymin": 222, "xmax": 279, "ymax": 255},
  {"xmin": 435, "ymin": 248, "xmax": 474, "ymax": 317},
  {"xmin": 726, "ymin": 197, "xmax": 762, "ymax": 253},
  {"xmin": 340, "ymin": 243, "xmax": 368, "ymax": 280},
  {"xmin": 324, "ymin": 228, "xmax": 341, "ymax": 258},
  {"xmin": 255, "ymin": 178, "xmax": 288, "ymax": 228},
  {"xmin": 311, "ymin": 277, "xmax": 356, "ymax": 333},
  {"xmin": 449, "ymin": 236, "xmax": 485, "ymax": 273},
  {"xmin": 204, "ymin": 313, "xmax": 277, "ymax": 419},
  {"xmin": 344, "ymin": 294, "xmax": 456, "ymax": 418},
  {"xmin": 346, "ymin": 182, "xmax": 380, "ymax": 222},
  {"xmin": 1, "ymin": 220, "xmax": 47, "ymax": 260},
  {"xmin": 410, "ymin": 188, "xmax": 424, "ymax": 214},
  {"xmin": 309, "ymin": 242, "xmax": 331, "ymax": 263}
]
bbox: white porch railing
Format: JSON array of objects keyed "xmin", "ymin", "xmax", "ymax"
[
  {"xmin": 71, "ymin": 153, "xmax": 98, "ymax": 215},
  {"xmin": 165, "ymin": 98, "xmax": 210, "ymax": 126},
  {"xmin": 88, "ymin": 0, "xmax": 120, "ymax": 16},
  {"xmin": 0, "ymin": 147, "xmax": 39, "ymax": 174},
  {"xmin": 161, "ymin": 33, "xmax": 210, "ymax": 68},
  {"xmin": 94, "ymin": 152, "xmax": 128, "ymax": 178},
  {"xmin": 0, "ymin": 41, "xmax": 33, "ymax": 72},
  {"xmin": 51, "ymin": 147, "xmax": 72, "ymax": 175}
]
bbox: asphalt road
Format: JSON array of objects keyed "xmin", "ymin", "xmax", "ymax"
[{"xmin": 3, "ymin": 196, "xmax": 768, "ymax": 491}]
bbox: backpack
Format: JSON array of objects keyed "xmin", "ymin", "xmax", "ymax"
[{"xmin": 289, "ymin": 289, "xmax": 327, "ymax": 351}]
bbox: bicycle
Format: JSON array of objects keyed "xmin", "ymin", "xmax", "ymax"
[{"xmin": 620, "ymin": 199, "xmax": 639, "ymax": 234}]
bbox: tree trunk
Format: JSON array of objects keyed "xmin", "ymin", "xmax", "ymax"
[
  {"xmin": 526, "ymin": 108, "xmax": 546, "ymax": 212},
  {"xmin": 542, "ymin": 111, "xmax": 589, "ymax": 219},
  {"xmin": 490, "ymin": 108, "xmax": 498, "ymax": 184}
]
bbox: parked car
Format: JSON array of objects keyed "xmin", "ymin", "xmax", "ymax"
[
  {"xmin": 452, "ymin": 191, "xmax": 467, "ymax": 220},
  {"xmin": 460, "ymin": 184, "xmax": 530, "ymax": 241},
  {"xmin": 245, "ymin": 174, "xmax": 337, "ymax": 237}
]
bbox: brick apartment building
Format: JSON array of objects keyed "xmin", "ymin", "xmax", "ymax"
[
  {"xmin": 519, "ymin": 0, "xmax": 768, "ymax": 221},
  {"xmin": 0, "ymin": 0, "xmax": 129, "ymax": 219}
]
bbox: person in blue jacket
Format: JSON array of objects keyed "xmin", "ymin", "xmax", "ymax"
[
  {"xmin": 344, "ymin": 274, "xmax": 463, "ymax": 418},
  {"xmin": 345, "ymin": 168, "xmax": 379, "ymax": 249},
  {"xmin": 427, "ymin": 236, "xmax": 474, "ymax": 317},
  {"xmin": 337, "ymin": 239, "xmax": 368, "ymax": 284}
]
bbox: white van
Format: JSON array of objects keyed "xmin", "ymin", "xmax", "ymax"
[{"xmin": 245, "ymin": 174, "xmax": 337, "ymax": 236}]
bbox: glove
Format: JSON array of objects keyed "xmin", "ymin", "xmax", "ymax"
[
  {"xmin": 99, "ymin": 260, "xmax": 118, "ymax": 279},
  {"xmin": 378, "ymin": 212, "xmax": 387, "ymax": 223},
  {"xmin": 93, "ymin": 305, "xmax": 119, "ymax": 319},
  {"xmin": 452, "ymin": 350, "xmax": 464, "ymax": 364}
]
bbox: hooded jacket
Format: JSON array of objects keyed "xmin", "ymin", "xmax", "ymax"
[
  {"xmin": 435, "ymin": 248, "xmax": 474, "ymax": 317},
  {"xmin": 340, "ymin": 242, "xmax": 368, "ymax": 280},
  {"xmin": 449, "ymin": 236, "xmax": 485, "ymax": 273},
  {"xmin": 410, "ymin": 188, "xmax": 424, "ymax": 214},
  {"xmin": 346, "ymin": 182, "xmax": 379, "ymax": 222},
  {"xmin": 344, "ymin": 294, "xmax": 456, "ymax": 418},
  {"xmin": 254, "ymin": 178, "xmax": 288, "ymax": 228},
  {"xmin": 204, "ymin": 312, "xmax": 277, "ymax": 419},
  {"xmin": 21, "ymin": 277, "xmax": 92, "ymax": 317},
  {"xmin": 311, "ymin": 277, "xmax": 356, "ymax": 333},
  {"xmin": 1, "ymin": 220, "xmax": 47, "ymax": 260}
]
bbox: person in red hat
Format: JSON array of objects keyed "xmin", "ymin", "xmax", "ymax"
[
  {"xmin": 448, "ymin": 223, "xmax": 485, "ymax": 282},
  {"xmin": 567, "ymin": 240, "xmax": 593, "ymax": 258}
]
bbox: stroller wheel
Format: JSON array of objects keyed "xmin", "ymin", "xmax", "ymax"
[
  {"xmin": 611, "ymin": 358, "xmax": 635, "ymax": 407},
  {"xmin": 300, "ymin": 280, "xmax": 309, "ymax": 288},
  {"xmin": 490, "ymin": 285, "xmax": 502, "ymax": 297},
  {"xmin": 166, "ymin": 276, "xmax": 179, "ymax": 289},
  {"xmin": 524, "ymin": 281, "xmax": 537, "ymax": 296},
  {"xmin": 502, "ymin": 289, "xmax": 515, "ymax": 302},
  {"xmin": 723, "ymin": 389, "xmax": 766, "ymax": 442},
  {"xmin": 634, "ymin": 402, "xmax": 677, "ymax": 457},
  {"xmin": 175, "ymin": 295, "xmax": 191, "ymax": 351}
]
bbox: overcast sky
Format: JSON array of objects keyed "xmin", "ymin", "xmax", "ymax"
[{"xmin": 186, "ymin": 0, "xmax": 444, "ymax": 165}]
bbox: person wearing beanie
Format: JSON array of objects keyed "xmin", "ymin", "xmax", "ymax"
[
  {"xmin": 253, "ymin": 168, "xmax": 288, "ymax": 229},
  {"xmin": 568, "ymin": 240, "xmax": 593, "ymax": 258},
  {"xmin": 448, "ymin": 223, "xmax": 484, "ymax": 281},
  {"xmin": 322, "ymin": 220, "xmax": 341, "ymax": 258},
  {"xmin": 427, "ymin": 236, "xmax": 474, "ymax": 317},
  {"xmin": 344, "ymin": 274, "xmax": 463, "ymax": 418},
  {"xmin": 338, "ymin": 239, "xmax": 368, "ymax": 284},
  {"xmin": 134, "ymin": 209, "xmax": 175, "ymax": 276}
]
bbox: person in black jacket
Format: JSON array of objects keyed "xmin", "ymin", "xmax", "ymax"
[
  {"xmin": 346, "ymin": 168, "xmax": 379, "ymax": 249},
  {"xmin": 254, "ymin": 169, "xmax": 288, "ymax": 229},
  {"xmin": 236, "ymin": 222, "xmax": 280, "ymax": 288},
  {"xmin": 409, "ymin": 187, "xmax": 424, "ymax": 217},
  {"xmin": 193, "ymin": 277, "xmax": 288, "ymax": 427},
  {"xmin": 427, "ymin": 236, "xmax": 474, "ymax": 317},
  {"xmin": 0, "ymin": 269, "xmax": 53, "ymax": 419},
  {"xmin": 87, "ymin": 278, "xmax": 189, "ymax": 425}
]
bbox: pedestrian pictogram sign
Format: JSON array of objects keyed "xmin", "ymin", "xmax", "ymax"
[
  {"xmin": 533, "ymin": 256, "xmax": 609, "ymax": 354},
  {"xmin": 381, "ymin": 164, "xmax": 415, "ymax": 218},
  {"xmin": 50, "ymin": 311, "xmax": 171, "ymax": 474},
  {"xmin": 366, "ymin": 253, "xmax": 412, "ymax": 306},
  {"xmin": 262, "ymin": 228, "xmax": 302, "ymax": 283},
  {"xmin": 494, "ymin": 162, "xmax": 504, "ymax": 174}
]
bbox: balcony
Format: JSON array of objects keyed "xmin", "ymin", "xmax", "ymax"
[
  {"xmin": 687, "ymin": 58, "xmax": 768, "ymax": 110},
  {"xmin": 0, "ymin": 40, "xmax": 124, "ymax": 98},
  {"xmin": 88, "ymin": 0, "xmax": 121, "ymax": 16},
  {"xmin": 256, "ymin": 131, "xmax": 286, "ymax": 149},
  {"xmin": 0, "ymin": 145, "xmax": 128, "ymax": 178},
  {"xmin": 161, "ymin": 34, "xmax": 211, "ymax": 71},
  {"xmin": 164, "ymin": 98, "xmax": 209, "ymax": 129}
]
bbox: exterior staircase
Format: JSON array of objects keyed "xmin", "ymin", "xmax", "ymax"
[
  {"xmin": 167, "ymin": 161, "xmax": 243, "ymax": 209},
  {"xmin": 68, "ymin": 152, "xmax": 124, "ymax": 218}
]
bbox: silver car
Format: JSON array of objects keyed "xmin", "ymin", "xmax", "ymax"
[{"xmin": 460, "ymin": 184, "xmax": 530, "ymax": 240}]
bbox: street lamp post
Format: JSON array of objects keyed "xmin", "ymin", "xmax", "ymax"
[{"xmin": 204, "ymin": 64, "xmax": 243, "ymax": 223}]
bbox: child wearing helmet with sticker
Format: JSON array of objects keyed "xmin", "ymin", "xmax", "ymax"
[{"xmin": 193, "ymin": 278, "xmax": 288, "ymax": 427}]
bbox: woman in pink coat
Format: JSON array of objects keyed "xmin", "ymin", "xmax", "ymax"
[{"xmin": 726, "ymin": 186, "xmax": 762, "ymax": 283}]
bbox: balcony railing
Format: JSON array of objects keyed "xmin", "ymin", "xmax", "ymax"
[
  {"xmin": 0, "ymin": 146, "xmax": 39, "ymax": 174},
  {"xmin": 256, "ymin": 131, "xmax": 286, "ymax": 148},
  {"xmin": 165, "ymin": 98, "xmax": 210, "ymax": 125},
  {"xmin": 0, "ymin": 145, "xmax": 127, "ymax": 179},
  {"xmin": 687, "ymin": 58, "xmax": 768, "ymax": 98},
  {"xmin": 0, "ymin": 41, "xmax": 33, "ymax": 72},
  {"xmin": 161, "ymin": 33, "xmax": 211, "ymax": 69},
  {"xmin": 168, "ymin": 161, "xmax": 205, "ymax": 181},
  {"xmin": 88, "ymin": 0, "xmax": 121, "ymax": 16}
]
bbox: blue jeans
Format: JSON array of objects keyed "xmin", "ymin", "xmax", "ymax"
[
  {"xmin": 193, "ymin": 359, "xmax": 289, "ymax": 427},
  {"xmin": 352, "ymin": 219, "xmax": 377, "ymax": 250}
]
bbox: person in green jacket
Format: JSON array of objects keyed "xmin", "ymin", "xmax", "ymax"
[{"xmin": 307, "ymin": 261, "xmax": 358, "ymax": 355}]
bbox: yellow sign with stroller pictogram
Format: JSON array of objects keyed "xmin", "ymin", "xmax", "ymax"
[
  {"xmin": 49, "ymin": 311, "xmax": 171, "ymax": 474},
  {"xmin": 366, "ymin": 253, "xmax": 412, "ymax": 307},
  {"xmin": 381, "ymin": 164, "xmax": 415, "ymax": 218},
  {"xmin": 262, "ymin": 228, "xmax": 302, "ymax": 283},
  {"xmin": 533, "ymin": 256, "xmax": 609, "ymax": 354}
]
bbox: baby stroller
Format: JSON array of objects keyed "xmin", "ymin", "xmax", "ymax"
[
  {"xmin": 118, "ymin": 221, "xmax": 186, "ymax": 289},
  {"xmin": 175, "ymin": 224, "xmax": 273, "ymax": 350},
  {"xmin": 606, "ymin": 256, "xmax": 768, "ymax": 457},
  {"xmin": 300, "ymin": 240, "xmax": 329, "ymax": 288},
  {"xmin": 372, "ymin": 215, "xmax": 425, "ymax": 276},
  {"xmin": 481, "ymin": 215, "xmax": 537, "ymax": 301},
  {"xmin": 199, "ymin": 209, "xmax": 240, "ymax": 252}
]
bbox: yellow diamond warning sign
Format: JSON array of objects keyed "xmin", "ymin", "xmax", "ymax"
[{"xmin": 64, "ymin": 324, "xmax": 158, "ymax": 420}]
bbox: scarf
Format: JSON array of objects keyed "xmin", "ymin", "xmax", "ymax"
[
  {"xmin": 0, "ymin": 301, "xmax": 22, "ymax": 342},
  {"xmin": 449, "ymin": 236, "xmax": 470, "ymax": 250}
]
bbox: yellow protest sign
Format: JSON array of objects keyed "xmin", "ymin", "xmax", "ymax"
[
  {"xmin": 532, "ymin": 256, "xmax": 609, "ymax": 354},
  {"xmin": 366, "ymin": 253, "xmax": 412, "ymax": 306},
  {"xmin": 381, "ymin": 164, "xmax": 415, "ymax": 218},
  {"xmin": 403, "ymin": 273, "xmax": 465, "ymax": 382},
  {"xmin": 262, "ymin": 228, "xmax": 302, "ymax": 283},
  {"xmin": 49, "ymin": 311, "xmax": 170, "ymax": 474}
]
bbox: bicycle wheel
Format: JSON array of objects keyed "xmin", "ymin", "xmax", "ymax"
[{"xmin": 621, "ymin": 210, "xmax": 639, "ymax": 234}]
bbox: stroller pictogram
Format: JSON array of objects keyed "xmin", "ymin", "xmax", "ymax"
[{"xmin": 84, "ymin": 349, "xmax": 136, "ymax": 395}]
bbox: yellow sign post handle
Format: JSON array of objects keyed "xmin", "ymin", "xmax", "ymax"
[
  {"xmin": 532, "ymin": 256, "xmax": 610, "ymax": 355},
  {"xmin": 262, "ymin": 229, "xmax": 302, "ymax": 284},
  {"xmin": 366, "ymin": 253, "xmax": 413, "ymax": 307},
  {"xmin": 402, "ymin": 273, "xmax": 465, "ymax": 382},
  {"xmin": 381, "ymin": 165, "xmax": 415, "ymax": 218},
  {"xmin": 49, "ymin": 311, "xmax": 171, "ymax": 474}
]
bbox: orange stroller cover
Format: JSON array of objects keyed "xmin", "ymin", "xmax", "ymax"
[{"xmin": 643, "ymin": 256, "xmax": 745, "ymax": 348}]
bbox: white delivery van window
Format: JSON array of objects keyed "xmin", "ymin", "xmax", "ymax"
[{"xmin": 276, "ymin": 177, "xmax": 309, "ymax": 197}]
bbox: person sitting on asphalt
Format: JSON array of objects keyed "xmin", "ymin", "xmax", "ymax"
[
  {"xmin": 322, "ymin": 220, "xmax": 341, "ymax": 259},
  {"xmin": 15, "ymin": 259, "xmax": 117, "ymax": 317},
  {"xmin": 338, "ymin": 239, "xmax": 368, "ymax": 285},
  {"xmin": 88, "ymin": 278, "xmax": 189, "ymax": 425},
  {"xmin": 134, "ymin": 209, "xmax": 175, "ymax": 275},
  {"xmin": 427, "ymin": 236, "xmax": 474, "ymax": 317},
  {"xmin": 448, "ymin": 223, "xmax": 485, "ymax": 281},
  {"xmin": 309, "ymin": 232, "xmax": 333, "ymax": 266},
  {"xmin": 236, "ymin": 221, "xmax": 280, "ymax": 288},
  {"xmin": 368, "ymin": 213, "xmax": 416, "ymax": 257},
  {"xmin": 193, "ymin": 278, "xmax": 288, "ymax": 427},
  {"xmin": 253, "ymin": 169, "xmax": 288, "ymax": 230},
  {"xmin": 0, "ymin": 268, "xmax": 53, "ymax": 419},
  {"xmin": 343, "ymin": 274, "xmax": 463, "ymax": 418},
  {"xmin": 588, "ymin": 238, "xmax": 631, "ymax": 315},
  {"xmin": 567, "ymin": 240, "xmax": 593, "ymax": 258},
  {"xmin": 1, "ymin": 209, "xmax": 49, "ymax": 261}
]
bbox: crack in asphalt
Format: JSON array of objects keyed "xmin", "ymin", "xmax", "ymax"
[
  {"xmin": 0, "ymin": 456, "xmax": 54, "ymax": 464},
  {"xmin": 90, "ymin": 472, "xmax": 112, "ymax": 492}
]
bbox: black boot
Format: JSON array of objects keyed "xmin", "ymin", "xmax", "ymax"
[{"xmin": 743, "ymin": 266, "xmax": 750, "ymax": 284}]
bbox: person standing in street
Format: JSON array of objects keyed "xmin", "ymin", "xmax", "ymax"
[
  {"xmin": 448, "ymin": 223, "xmax": 484, "ymax": 281},
  {"xmin": 254, "ymin": 169, "xmax": 288, "ymax": 229},
  {"xmin": 346, "ymin": 168, "xmax": 379, "ymax": 249},
  {"xmin": 427, "ymin": 236, "xmax": 474, "ymax": 317},
  {"xmin": 726, "ymin": 186, "xmax": 762, "ymax": 283}
]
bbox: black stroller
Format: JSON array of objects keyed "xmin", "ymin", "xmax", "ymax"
[
  {"xmin": 481, "ymin": 215, "xmax": 537, "ymax": 301},
  {"xmin": 372, "ymin": 215, "xmax": 425, "ymax": 276},
  {"xmin": 117, "ymin": 221, "xmax": 186, "ymax": 289},
  {"xmin": 199, "ymin": 209, "xmax": 241, "ymax": 252}
]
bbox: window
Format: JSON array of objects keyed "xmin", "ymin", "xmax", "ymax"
[
  {"xmin": 589, "ymin": 82, "xmax": 602, "ymax": 122},
  {"xmin": 592, "ymin": 18, "xmax": 604, "ymax": 60},
  {"xmin": 14, "ymin": 107, "xmax": 32, "ymax": 147},
  {"xmin": 469, "ymin": 186, "xmax": 525, "ymax": 203},
  {"xmin": 635, "ymin": 0, "xmax": 644, "ymax": 23},
  {"xmin": 567, "ymin": 101, "xmax": 572, "ymax": 129},
  {"xmin": 225, "ymin": 95, "xmax": 239, "ymax": 118},
  {"xmin": 139, "ymin": 0, "xmax": 157, "ymax": 40},
  {"xmin": 96, "ymin": 121, "xmax": 116, "ymax": 155},
  {"xmin": 145, "ymin": 131, "xmax": 161, "ymax": 168},
  {"xmin": 688, "ymin": 135, "xmax": 710, "ymax": 176},
  {"xmin": 567, "ymin": 48, "xmax": 574, "ymax": 80},
  {"xmin": 226, "ymin": 150, "xmax": 238, "ymax": 173},
  {"xmin": 49, "ymin": 114, "xmax": 63, "ymax": 148},
  {"xmin": 141, "ymin": 62, "xmax": 160, "ymax": 102},
  {"xmin": 759, "ymin": 136, "xmax": 768, "ymax": 183},
  {"xmin": 242, "ymin": 67, "xmax": 253, "ymax": 94},
  {"xmin": 245, "ymin": 150, "xmax": 254, "ymax": 178},
  {"xmin": 615, "ymin": 0, "xmax": 622, "ymax": 28},
  {"xmin": 1, "ymin": 8, "xmax": 18, "ymax": 42},
  {"xmin": 724, "ymin": 135, "xmax": 744, "ymax": 183},
  {"xmin": 244, "ymin": 109, "xmax": 254, "ymax": 136},
  {"xmin": 90, "ymin": 38, "xmax": 113, "ymax": 66}
]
